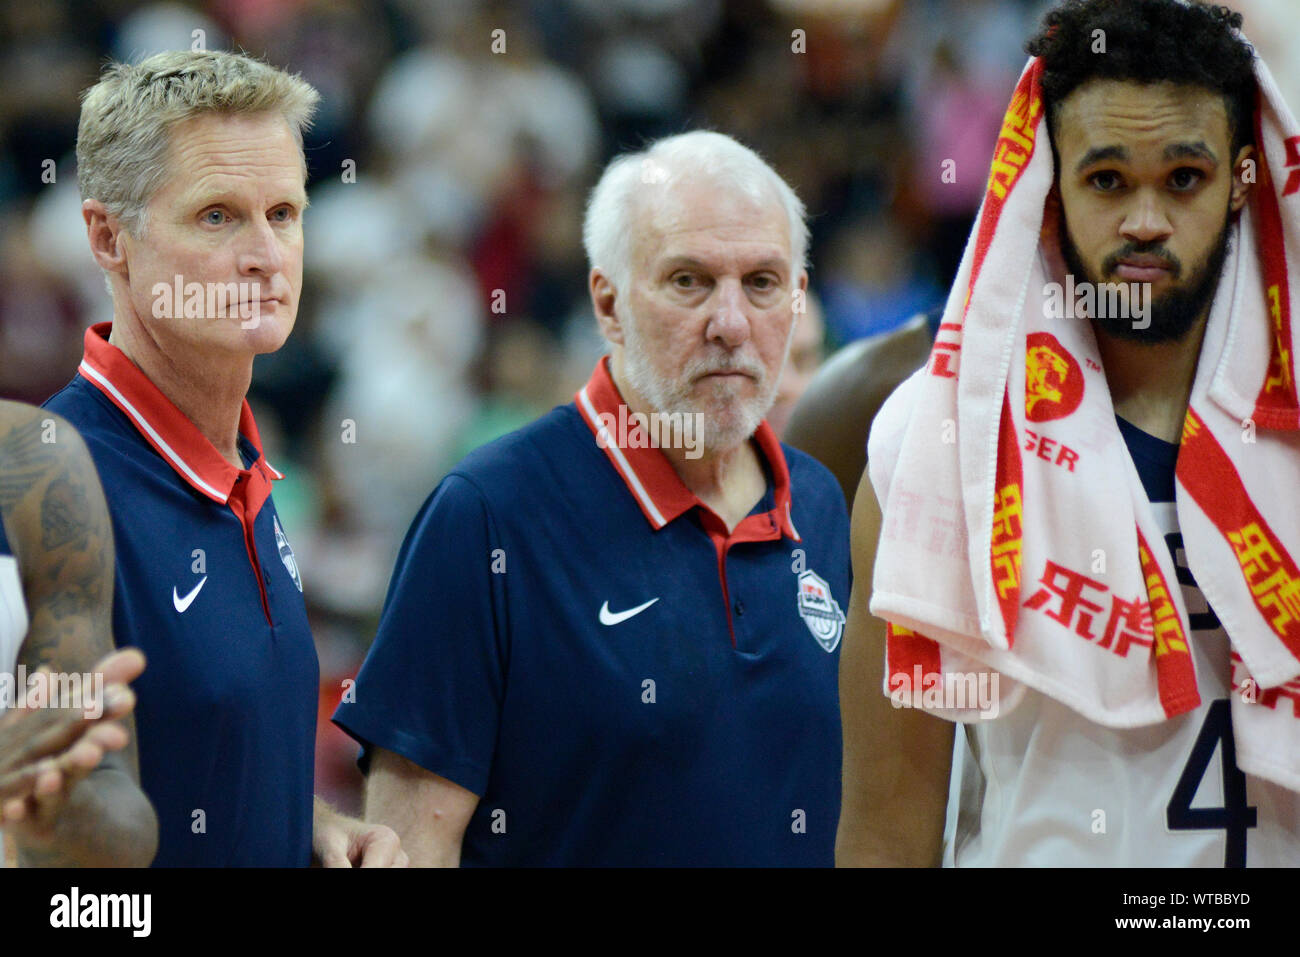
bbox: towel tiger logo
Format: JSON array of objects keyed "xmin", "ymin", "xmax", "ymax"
[{"xmin": 1025, "ymin": 332, "xmax": 1084, "ymax": 422}]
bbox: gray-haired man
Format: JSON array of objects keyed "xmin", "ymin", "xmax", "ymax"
[{"xmin": 336, "ymin": 131, "xmax": 849, "ymax": 866}]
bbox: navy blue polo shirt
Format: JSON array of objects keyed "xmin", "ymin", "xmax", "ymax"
[
  {"xmin": 335, "ymin": 357, "xmax": 848, "ymax": 866},
  {"xmin": 45, "ymin": 323, "xmax": 318, "ymax": 867}
]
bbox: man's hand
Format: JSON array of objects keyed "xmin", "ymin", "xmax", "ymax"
[
  {"xmin": 312, "ymin": 796, "xmax": 408, "ymax": 868},
  {"xmin": 0, "ymin": 648, "xmax": 144, "ymax": 841}
]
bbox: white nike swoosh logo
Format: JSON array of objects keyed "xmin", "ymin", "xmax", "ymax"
[
  {"xmin": 599, "ymin": 597, "xmax": 659, "ymax": 626},
  {"xmin": 173, "ymin": 576, "xmax": 208, "ymax": 613}
]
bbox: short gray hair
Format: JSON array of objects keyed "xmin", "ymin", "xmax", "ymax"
[
  {"xmin": 77, "ymin": 50, "xmax": 320, "ymax": 237},
  {"xmin": 582, "ymin": 131, "xmax": 809, "ymax": 295}
]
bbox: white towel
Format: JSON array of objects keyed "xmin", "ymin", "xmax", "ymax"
[{"xmin": 868, "ymin": 50, "xmax": 1300, "ymax": 792}]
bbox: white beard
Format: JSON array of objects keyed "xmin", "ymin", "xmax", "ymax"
[{"xmin": 619, "ymin": 309, "xmax": 788, "ymax": 454}]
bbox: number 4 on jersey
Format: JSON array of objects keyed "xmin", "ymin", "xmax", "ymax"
[{"xmin": 1166, "ymin": 699, "xmax": 1257, "ymax": 867}]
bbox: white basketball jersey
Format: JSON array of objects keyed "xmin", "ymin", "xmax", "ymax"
[
  {"xmin": 0, "ymin": 521, "xmax": 24, "ymax": 706},
  {"xmin": 945, "ymin": 499, "xmax": 1300, "ymax": 866},
  {"xmin": 0, "ymin": 518, "xmax": 27, "ymax": 863}
]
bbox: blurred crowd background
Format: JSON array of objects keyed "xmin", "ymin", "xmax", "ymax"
[{"xmin": 3, "ymin": 0, "xmax": 1298, "ymax": 814}]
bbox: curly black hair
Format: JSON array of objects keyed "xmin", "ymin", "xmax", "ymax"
[{"xmin": 1026, "ymin": 0, "xmax": 1257, "ymax": 153}]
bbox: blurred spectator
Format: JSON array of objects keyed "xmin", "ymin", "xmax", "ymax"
[
  {"xmin": 819, "ymin": 208, "xmax": 944, "ymax": 342},
  {"xmin": 112, "ymin": 3, "xmax": 226, "ymax": 60},
  {"xmin": 319, "ymin": 254, "xmax": 484, "ymax": 556},
  {"xmin": 452, "ymin": 317, "xmax": 570, "ymax": 463},
  {"xmin": 768, "ymin": 289, "xmax": 827, "ymax": 437},
  {"xmin": 1232, "ymin": 0, "xmax": 1300, "ymax": 111},
  {"xmin": 0, "ymin": 214, "xmax": 86, "ymax": 405},
  {"xmin": 895, "ymin": 0, "xmax": 1037, "ymax": 287},
  {"xmin": 0, "ymin": 3, "xmax": 98, "ymax": 206}
]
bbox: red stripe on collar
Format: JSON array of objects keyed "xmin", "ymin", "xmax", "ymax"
[
  {"xmin": 574, "ymin": 356, "xmax": 799, "ymax": 540},
  {"xmin": 77, "ymin": 322, "xmax": 283, "ymax": 503}
]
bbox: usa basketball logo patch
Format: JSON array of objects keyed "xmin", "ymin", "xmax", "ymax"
[
  {"xmin": 274, "ymin": 514, "xmax": 303, "ymax": 592},
  {"xmin": 797, "ymin": 570, "xmax": 845, "ymax": 653}
]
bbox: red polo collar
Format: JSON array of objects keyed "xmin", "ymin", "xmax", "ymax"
[
  {"xmin": 77, "ymin": 322, "xmax": 283, "ymax": 504},
  {"xmin": 574, "ymin": 356, "xmax": 800, "ymax": 541}
]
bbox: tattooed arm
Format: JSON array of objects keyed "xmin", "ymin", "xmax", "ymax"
[{"xmin": 0, "ymin": 402, "xmax": 157, "ymax": 867}]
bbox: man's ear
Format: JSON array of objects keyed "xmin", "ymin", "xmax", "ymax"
[
  {"xmin": 83, "ymin": 199, "xmax": 130, "ymax": 278},
  {"xmin": 590, "ymin": 269, "xmax": 624, "ymax": 345},
  {"xmin": 1230, "ymin": 144, "xmax": 1256, "ymax": 212}
]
